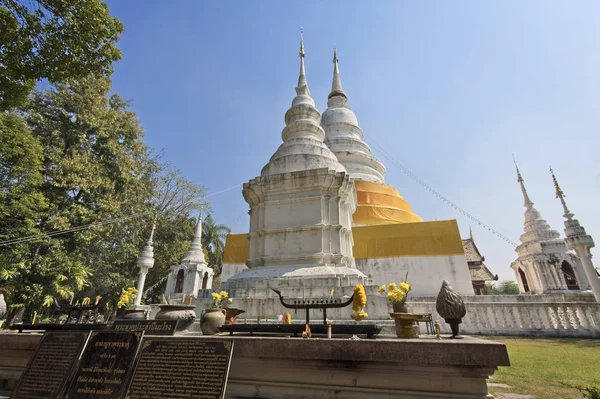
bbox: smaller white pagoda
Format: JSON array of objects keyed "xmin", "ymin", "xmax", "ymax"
[
  {"xmin": 164, "ymin": 214, "xmax": 213, "ymax": 300},
  {"xmin": 510, "ymin": 162, "xmax": 589, "ymax": 294}
]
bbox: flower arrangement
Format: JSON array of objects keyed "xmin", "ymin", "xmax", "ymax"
[
  {"xmin": 378, "ymin": 273, "xmax": 411, "ymax": 305},
  {"xmin": 211, "ymin": 290, "xmax": 233, "ymax": 308},
  {"xmin": 117, "ymin": 287, "xmax": 138, "ymax": 310},
  {"xmin": 350, "ymin": 284, "xmax": 368, "ymax": 321}
]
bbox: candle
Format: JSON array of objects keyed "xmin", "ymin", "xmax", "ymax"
[
  {"xmin": 32, "ymin": 311, "xmax": 37, "ymax": 325},
  {"xmin": 327, "ymin": 324, "xmax": 332, "ymax": 339}
]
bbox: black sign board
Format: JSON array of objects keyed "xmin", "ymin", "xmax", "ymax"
[
  {"xmin": 64, "ymin": 331, "xmax": 142, "ymax": 399},
  {"xmin": 124, "ymin": 338, "xmax": 234, "ymax": 399},
  {"xmin": 111, "ymin": 320, "xmax": 178, "ymax": 336},
  {"xmin": 11, "ymin": 331, "xmax": 88, "ymax": 399}
]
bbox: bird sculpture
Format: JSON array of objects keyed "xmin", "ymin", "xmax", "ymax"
[{"xmin": 435, "ymin": 280, "xmax": 467, "ymax": 338}]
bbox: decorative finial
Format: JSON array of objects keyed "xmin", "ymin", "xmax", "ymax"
[
  {"xmin": 299, "ymin": 28, "xmax": 305, "ymax": 58},
  {"xmin": 296, "ymin": 28, "xmax": 309, "ymax": 95},
  {"xmin": 512, "ymin": 156, "xmax": 533, "ymax": 209},
  {"xmin": 550, "ymin": 167, "xmax": 574, "ymax": 220},
  {"xmin": 469, "ymin": 225, "xmax": 474, "ymax": 241},
  {"xmin": 149, "ymin": 214, "xmax": 157, "ymax": 243},
  {"xmin": 512, "ymin": 154, "xmax": 523, "ymax": 183},
  {"xmin": 328, "ymin": 46, "xmax": 346, "ymax": 99}
]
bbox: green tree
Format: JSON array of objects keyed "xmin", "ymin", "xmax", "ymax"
[
  {"xmin": 0, "ymin": 78, "xmax": 207, "ymax": 320},
  {"xmin": 201, "ymin": 213, "xmax": 230, "ymax": 286},
  {"xmin": 0, "ymin": 77, "xmax": 153, "ymax": 320},
  {"xmin": 486, "ymin": 280, "xmax": 520, "ymax": 295},
  {"xmin": 0, "ymin": 0, "xmax": 123, "ymax": 110}
]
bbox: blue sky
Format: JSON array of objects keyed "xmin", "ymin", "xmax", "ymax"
[{"xmin": 106, "ymin": 1, "xmax": 599, "ymax": 282}]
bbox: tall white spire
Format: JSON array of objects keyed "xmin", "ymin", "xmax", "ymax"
[
  {"xmin": 329, "ymin": 48, "xmax": 346, "ymax": 99},
  {"xmin": 550, "ymin": 167, "xmax": 574, "ymax": 220},
  {"xmin": 297, "ymin": 29, "xmax": 309, "ymax": 95},
  {"xmin": 321, "ymin": 48, "xmax": 386, "ymax": 183},
  {"xmin": 514, "ymin": 158, "xmax": 533, "ymax": 209},
  {"xmin": 551, "ymin": 167, "xmax": 600, "ymax": 302},
  {"xmin": 260, "ymin": 32, "xmax": 346, "ymax": 177},
  {"xmin": 511, "ymin": 161, "xmax": 560, "ymax": 250},
  {"xmin": 182, "ymin": 211, "xmax": 206, "ymax": 264}
]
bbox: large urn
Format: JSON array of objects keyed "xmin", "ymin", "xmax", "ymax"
[
  {"xmin": 156, "ymin": 304, "xmax": 196, "ymax": 331},
  {"xmin": 200, "ymin": 308, "xmax": 226, "ymax": 335}
]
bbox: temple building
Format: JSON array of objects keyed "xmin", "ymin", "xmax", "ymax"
[
  {"xmin": 461, "ymin": 229, "xmax": 498, "ymax": 295},
  {"xmin": 221, "ymin": 43, "xmax": 474, "ymax": 298},
  {"xmin": 510, "ymin": 164, "xmax": 590, "ymax": 294}
]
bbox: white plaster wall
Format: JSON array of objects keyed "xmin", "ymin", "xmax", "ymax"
[
  {"xmin": 355, "ymin": 255, "xmax": 475, "ymax": 297},
  {"xmin": 221, "ymin": 263, "xmax": 248, "ymax": 284}
]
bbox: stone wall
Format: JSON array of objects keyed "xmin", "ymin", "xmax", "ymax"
[
  {"xmin": 408, "ymin": 294, "xmax": 600, "ymax": 338},
  {"xmin": 186, "ymin": 292, "xmax": 600, "ymax": 338}
]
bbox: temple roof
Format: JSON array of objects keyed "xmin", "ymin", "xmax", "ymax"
[{"xmin": 461, "ymin": 237, "xmax": 497, "ymax": 282}]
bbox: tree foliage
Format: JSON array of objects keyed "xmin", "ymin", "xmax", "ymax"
[
  {"xmin": 0, "ymin": 0, "xmax": 123, "ymax": 110},
  {"xmin": 486, "ymin": 280, "xmax": 520, "ymax": 295},
  {"xmin": 0, "ymin": 77, "xmax": 215, "ymax": 321}
]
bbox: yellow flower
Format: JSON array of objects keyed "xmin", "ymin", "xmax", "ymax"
[
  {"xmin": 211, "ymin": 293, "xmax": 222, "ymax": 301},
  {"xmin": 219, "ymin": 291, "xmax": 229, "ymax": 298},
  {"xmin": 386, "ymin": 292, "xmax": 395, "ymax": 300},
  {"xmin": 378, "ymin": 285, "xmax": 386, "ymax": 294},
  {"xmin": 399, "ymin": 282, "xmax": 411, "ymax": 293},
  {"xmin": 352, "ymin": 284, "xmax": 367, "ymax": 312},
  {"xmin": 283, "ymin": 312, "xmax": 291, "ymax": 324},
  {"xmin": 388, "ymin": 283, "xmax": 397, "ymax": 292}
]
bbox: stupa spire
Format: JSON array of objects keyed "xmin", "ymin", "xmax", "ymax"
[
  {"xmin": 182, "ymin": 210, "xmax": 206, "ymax": 264},
  {"xmin": 135, "ymin": 219, "xmax": 156, "ymax": 306},
  {"xmin": 296, "ymin": 29, "xmax": 309, "ymax": 95},
  {"xmin": 329, "ymin": 48, "xmax": 346, "ymax": 99},
  {"xmin": 513, "ymin": 157, "xmax": 533, "ymax": 209},
  {"xmin": 550, "ymin": 167, "xmax": 574, "ymax": 220}
]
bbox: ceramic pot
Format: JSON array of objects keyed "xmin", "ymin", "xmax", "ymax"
[
  {"xmin": 200, "ymin": 308, "xmax": 226, "ymax": 335},
  {"xmin": 392, "ymin": 302, "xmax": 408, "ymax": 313},
  {"xmin": 156, "ymin": 304, "xmax": 196, "ymax": 331},
  {"xmin": 119, "ymin": 309, "xmax": 146, "ymax": 320}
]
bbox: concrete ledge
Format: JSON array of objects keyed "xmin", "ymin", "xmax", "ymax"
[
  {"xmin": 0, "ymin": 333, "xmax": 509, "ymax": 398},
  {"xmin": 217, "ymin": 335, "xmax": 509, "ymax": 399},
  {"xmin": 215, "ymin": 335, "xmax": 510, "ymax": 368}
]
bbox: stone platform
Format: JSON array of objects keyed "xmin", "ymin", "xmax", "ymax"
[{"xmin": 0, "ymin": 332, "xmax": 509, "ymax": 398}]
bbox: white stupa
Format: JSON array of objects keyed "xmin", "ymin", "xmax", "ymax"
[
  {"xmin": 223, "ymin": 34, "xmax": 368, "ymax": 297},
  {"xmin": 510, "ymin": 162, "xmax": 589, "ymax": 293},
  {"xmin": 321, "ymin": 49, "xmax": 386, "ymax": 184}
]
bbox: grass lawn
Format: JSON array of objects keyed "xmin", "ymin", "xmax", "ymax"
[{"xmin": 485, "ymin": 337, "xmax": 600, "ymax": 399}]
